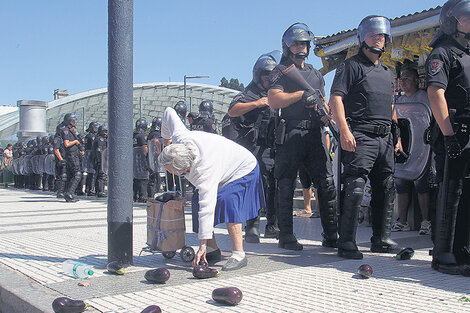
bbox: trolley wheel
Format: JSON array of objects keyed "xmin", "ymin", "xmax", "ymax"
[
  {"xmin": 180, "ymin": 246, "xmax": 195, "ymax": 262},
  {"xmin": 162, "ymin": 251, "xmax": 176, "ymax": 259}
]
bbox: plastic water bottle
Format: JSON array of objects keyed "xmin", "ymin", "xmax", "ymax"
[{"xmin": 62, "ymin": 260, "xmax": 94, "ymax": 279}]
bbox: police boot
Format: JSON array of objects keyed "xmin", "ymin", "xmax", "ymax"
[
  {"xmin": 337, "ymin": 177, "xmax": 365, "ymax": 259},
  {"xmin": 370, "ymin": 175, "xmax": 398, "ymax": 253},
  {"xmin": 432, "ymin": 178, "xmax": 462, "ymax": 275},
  {"xmin": 264, "ymin": 213, "xmax": 280, "ymax": 239},
  {"xmin": 56, "ymin": 179, "xmax": 65, "ymax": 198},
  {"xmin": 278, "ymin": 233, "xmax": 303, "ymax": 251},
  {"xmin": 65, "ymin": 171, "xmax": 82, "ymax": 203},
  {"xmin": 245, "ymin": 216, "xmax": 260, "ymax": 243},
  {"xmin": 317, "ymin": 177, "xmax": 338, "ymax": 248}
]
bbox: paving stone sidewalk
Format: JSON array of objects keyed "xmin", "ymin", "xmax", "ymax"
[{"xmin": 0, "ymin": 188, "xmax": 469, "ymax": 313}]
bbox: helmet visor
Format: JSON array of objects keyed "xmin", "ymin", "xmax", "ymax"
[
  {"xmin": 454, "ymin": 1, "xmax": 470, "ymax": 22},
  {"xmin": 283, "ymin": 23, "xmax": 315, "ymax": 47},
  {"xmin": 358, "ymin": 16, "xmax": 392, "ymax": 43}
]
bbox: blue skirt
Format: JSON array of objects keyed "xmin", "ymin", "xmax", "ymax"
[{"xmin": 192, "ymin": 163, "xmax": 266, "ymax": 233}]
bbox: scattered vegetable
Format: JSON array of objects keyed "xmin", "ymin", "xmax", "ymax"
[
  {"xmin": 52, "ymin": 297, "xmax": 88, "ymax": 313},
  {"xmin": 212, "ymin": 287, "xmax": 243, "ymax": 305},
  {"xmin": 145, "ymin": 268, "xmax": 170, "ymax": 284},
  {"xmin": 141, "ymin": 305, "xmax": 162, "ymax": 313},
  {"xmin": 107, "ymin": 261, "xmax": 125, "ymax": 275},
  {"xmin": 358, "ymin": 264, "xmax": 373, "ymax": 278}
]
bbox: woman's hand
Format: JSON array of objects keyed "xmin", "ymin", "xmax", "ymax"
[{"xmin": 193, "ymin": 240, "xmax": 207, "ymax": 267}]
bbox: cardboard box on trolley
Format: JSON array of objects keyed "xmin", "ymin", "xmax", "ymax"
[{"xmin": 146, "ymin": 196, "xmax": 186, "ymax": 252}]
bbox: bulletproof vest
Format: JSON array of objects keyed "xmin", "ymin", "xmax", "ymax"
[
  {"xmin": 85, "ymin": 133, "xmax": 96, "ymax": 150},
  {"xmin": 190, "ymin": 117, "xmax": 216, "ymax": 133},
  {"xmin": 444, "ymin": 44, "xmax": 470, "ymax": 118},
  {"xmin": 273, "ymin": 61, "xmax": 323, "ymax": 121},
  {"xmin": 343, "ymin": 55, "xmax": 393, "ymax": 123}
]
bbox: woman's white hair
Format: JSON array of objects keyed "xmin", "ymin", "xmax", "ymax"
[{"xmin": 158, "ymin": 142, "xmax": 196, "ymax": 172}]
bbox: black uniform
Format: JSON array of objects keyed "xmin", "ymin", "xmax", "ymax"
[
  {"xmin": 53, "ymin": 133, "xmax": 67, "ymax": 197},
  {"xmin": 228, "ymin": 82, "xmax": 278, "ymax": 238},
  {"xmin": 331, "ymin": 48, "xmax": 396, "ymax": 256},
  {"xmin": 270, "ymin": 58, "xmax": 337, "ymax": 248},
  {"xmin": 426, "ymin": 37, "xmax": 470, "ymax": 269},
  {"xmin": 190, "ymin": 116, "xmax": 217, "ymax": 133},
  {"xmin": 133, "ymin": 129, "xmax": 149, "ymax": 202},
  {"xmin": 84, "ymin": 132, "xmax": 97, "ymax": 195},
  {"xmin": 59, "ymin": 126, "xmax": 82, "ymax": 201},
  {"xmin": 93, "ymin": 134, "xmax": 107, "ymax": 197}
]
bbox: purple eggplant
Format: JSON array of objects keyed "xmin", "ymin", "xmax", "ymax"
[
  {"xmin": 141, "ymin": 305, "xmax": 162, "ymax": 313},
  {"xmin": 145, "ymin": 268, "xmax": 170, "ymax": 284},
  {"xmin": 358, "ymin": 264, "xmax": 373, "ymax": 278},
  {"xmin": 192, "ymin": 264, "xmax": 220, "ymax": 279},
  {"xmin": 107, "ymin": 261, "xmax": 125, "ymax": 275},
  {"xmin": 212, "ymin": 287, "xmax": 243, "ymax": 305},
  {"xmin": 52, "ymin": 297, "xmax": 88, "ymax": 313},
  {"xmin": 396, "ymin": 247, "xmax": 414, "ymax": 260}
]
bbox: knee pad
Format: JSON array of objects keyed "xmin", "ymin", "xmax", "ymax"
[{"xmin": 344, "ymin": 176, "xmax": 366, "ymax": 205}]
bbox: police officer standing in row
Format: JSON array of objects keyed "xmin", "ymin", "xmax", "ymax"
[
  {"xmin": 85, "ymin": 122, "xmax": 99, "ymax": 196},
  {"xmin": 53, "ymin": 123, "xmax": 67, "ymax": 198},
  {"xmin": 330, "ymin": 16, "xmax": 402, "ymax": 259},
  {"xmin": 228, "ymin": 51, "xmax": 281, "ymax": 242},
  {"xmin": 190, "ymin": 101, "xmax": 217, "ymax": 133},
  {"xmin": 425, "ymin": 0, "xmax": 470, "ymax": 276},
  {"xmin": 268, "ymin": 23, "xmax": 338, "ymax": 250},
  {"xmin": 133, "ymin": 118, "xmax": 149, "ymax": 202},
  {"xmin": 59, "ymin": 113, "xmax": 83, "ymax": 202},
  {"xmin": 93, "ymin": 123, "xmax": 108, "ymax": 197}
]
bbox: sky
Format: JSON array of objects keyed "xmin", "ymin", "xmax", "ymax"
[{"xmin": 0, "ymin": 0, "xmax": 444, "ymax": 107}]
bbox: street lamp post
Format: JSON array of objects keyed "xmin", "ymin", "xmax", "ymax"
[{"xmin": 183, "ymin": 75, "xmax": 209, "ymax": 111}]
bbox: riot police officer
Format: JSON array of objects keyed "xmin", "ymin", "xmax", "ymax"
[
  {"xmin": 85, "ymin": 122, "xmax": 99, "ymax": 196},
  {"xmin": 330, "ymin": 16, "xmax": 402, "ymax": 259},
  {"xmin": 133, "ymin": 117, "xmax": 149, "ymax": 202},
  {"xmin": 93, "ymin": 123, "xmax": 108, "ymax": 197},
  {"xmin": 174, "ymin": 101, "xmax": 188, "ymax": 124},
  {"xmin": 75, "ymin": 133, "xmax": 86, "ymax": 195},
  {"xmin": 425, "ymin": 0, "xmax": 470, "ymax": 276},
  {"xmin": 59, "ymin": 113, "xmax": 83, "ymax": 202},
  {"xmin": 228, "ymin": 51, "xmax": 281, "ymax": 242},
  {"xmin": 268, "ymin": 23, "xmax": 338, "ymax": 250},
  {"xmin": 53, "ymin": 124, "xmax": 67, "ymax": 198},
  {"xmin": 190, "ymin": 101, "xmax": 217, "ymax": 133},
  {"xmin": 147, "ymin": 116, "xmax": 163, "ymax": 198}
]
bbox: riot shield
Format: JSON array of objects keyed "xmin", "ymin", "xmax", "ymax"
[
  {"xmin": 31, "ymin": 155, "xmax": 41, "ymax": 174},
  {"xmin": 394, "ymin": 101, "xmax": 432, "ymax": 181},
  {"xmin": 18, "ymin": 156, "xmax": 25, "ymax": 175},
  {"xmin": 44, "ymin": 154, "xmax": 55, "ymax": 175},
  {"xmin": 38, "ymin": 155, "xmax": 46, "ymax": 174},
  {"xmin": 101, "ymin": 148, "xmax": 108, "ymax": 174},
  {"xmin": 13, "ymin": 158, "xmax": 20, "ymax": 175},
  {"xmin": 4, "ymin": 158, "xmax": 13, "ymax": 172},
  {"xmin": 24, "ymin": 155, "xmax": 33, "ymax": 175},
  {"xmin": 133, "ymin": 146, "xmax": 149, "ymax": 179},
  {"xmin": 84, "ymin": 150, "xmax": 95, "ymax": 174},
  {"xmin": 147, "ymin": 138, "xmax": 162, "ymax": 172}
]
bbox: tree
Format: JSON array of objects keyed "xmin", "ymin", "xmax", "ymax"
[{"xmin": 220, "ymin": 77, "xmax": 245, "ymax": 91}]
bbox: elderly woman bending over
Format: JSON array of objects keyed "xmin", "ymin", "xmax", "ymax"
[{"xmin": 158, "ymin": 107, "xmax": 265, "ymax": 271}]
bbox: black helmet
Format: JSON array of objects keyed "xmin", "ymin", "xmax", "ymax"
[
  {"xmin": 357, "ymin": 15, "xmax": 392, "ymax": 55},
  {"xmin": 253, "ymin": 50, "xmax": 281, "ymax": 85},
  {"xmin": 63, "ymin": 113, "xmax": 79, "ymax": 127},
  {"xmin": 41, "ymin": 136, "xmax": 49, "ymax": 145},
  {"xmin": 86, "ymin": 121, "xmax": 99, "ymax": 133},
  {"xmin": 56, "ymin": 122, "xmax": 65, "ymax": 135},
  {"xmin": 199, "ymin": 100, "xmax": 213, "ymax": 118},
  {"xmin": 48, "ymin": 135, "xmax": 55, "ymax": 143},
  {"xmin": 440, "ymin": 0, "xmax": 470, "ymax": 36},
  {"xmin": 282, "ymin": 23, "xmax": 315, "ymax": 59},
  {"xmin": 98, "ymin": 123, "xmax": 108, "ymax": 135},
  {"xmin": 174, "ymin": 101, "xmax": 188, "ymax": 121},
  {"xmin": 135, "ymin": 117, "xmax": 148, "ymax": 131},
  {"xmin": 36, "ymin": 135, "xmax": 42, "ymax": 145},
  {"xmin": 31, "ymin": 139, "xmax": 37, "ymax": 148},
  {"xmin": 151, "ymin": 116, "xmax": 162, "ymax": 131}
]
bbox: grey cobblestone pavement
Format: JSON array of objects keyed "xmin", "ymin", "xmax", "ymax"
[{"xmin": 1, "ymin": 188, "xmax": 469, "ymax": 312}]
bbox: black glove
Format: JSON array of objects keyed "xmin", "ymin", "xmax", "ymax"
[
  {"xmin": 301, "ymin": 91, "xmax": 317, "ymax": 108},
  {"xmin": 444, "ymin": 135, "xmax": 462, "ymax": 158}
]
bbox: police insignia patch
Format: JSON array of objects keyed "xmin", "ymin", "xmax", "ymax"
[{"xmin": 429, "ymin": 59, "xmax": 443, "ymax": 75}]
